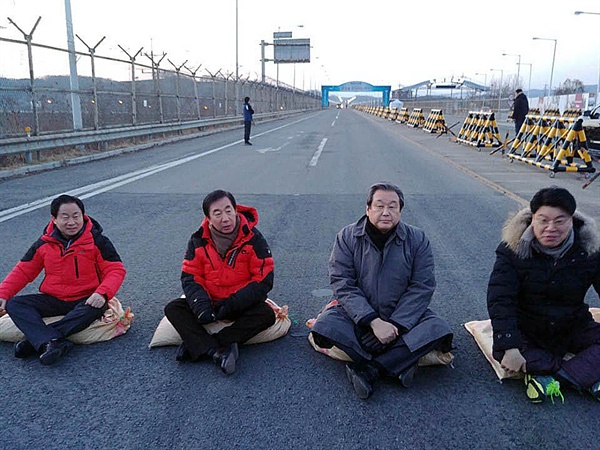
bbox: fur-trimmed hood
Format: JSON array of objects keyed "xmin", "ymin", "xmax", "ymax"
[{"xmin": 501, "ymin": 208, "xmax": 600, "ymax": 256}]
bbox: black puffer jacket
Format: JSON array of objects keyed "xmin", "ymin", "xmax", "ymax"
[{"xmin": 487, "ymin": 208, "xmax": 600, "ymax": 353}]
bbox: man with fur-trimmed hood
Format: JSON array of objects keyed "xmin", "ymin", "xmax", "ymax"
[{"xmin": 487, "ymin": 186, "xmax": 600, "ymax": 404}]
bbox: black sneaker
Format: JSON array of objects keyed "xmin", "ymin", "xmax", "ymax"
[
  {"xmin": 244, "ymin": 141, "xmax": 252, "ymax": 146},
  {"xmin": 14, "ymin": 340, "xmax": 37, "ymax": 359},
  {"xmin": 214, "ymin": 343, "xmax": 239, "ymax": 375},
  {"xmin": 345, "ymin": 363, "xmax": 374, "ymax": 400},
  {"xmin": 39, "ymin": 338, "xmax": 73, "ymax": 365}
]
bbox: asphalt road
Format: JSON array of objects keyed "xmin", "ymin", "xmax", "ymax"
[{"xmin": 0, "ymin": 108, "xmax": 598, "ymax": 450}]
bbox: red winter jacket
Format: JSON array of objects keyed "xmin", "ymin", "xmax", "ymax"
[
  {"xmin": 0, "ymin": 216, "xmax": 126, "ymax": 302},
  {"xmin": 181, "ymin": 205, "xmax": 274, "ymax": 316}
]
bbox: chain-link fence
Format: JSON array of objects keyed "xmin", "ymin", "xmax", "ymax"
[{"xmin": 0, "ymin": 33, "xmax": 321, "ymax": 138}]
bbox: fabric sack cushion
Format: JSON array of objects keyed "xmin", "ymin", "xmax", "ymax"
[
  {"xmin": 306, "ymin": 299, "xmax": 454, "ymax": 366},
  {"xmin": 0, "ymin": 297, "xmax": 134, "ymax": 345},
  {"xmin": 307, "ymin": 330, "xmax": 454, "ymax": 366},
  {"xmin": 464, "ymin": 307, "xmax": 600, "ymax": 380},
  {"xmin": 148, "ymin": 298, "xmax": 291, "ymax": 348}
]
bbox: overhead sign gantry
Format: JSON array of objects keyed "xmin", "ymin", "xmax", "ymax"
[{"xmin": 321, "ymin": 81, "xmax": 391, "ymax": 107}]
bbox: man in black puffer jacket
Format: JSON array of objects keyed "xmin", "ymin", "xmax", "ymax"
[
  {"xmin": 512, "ymin": 88, "xmax": 529, "ymax": 135},
  {"xmin": 487, "ymin": 186, "xmax": 600, "ymax": 404}
]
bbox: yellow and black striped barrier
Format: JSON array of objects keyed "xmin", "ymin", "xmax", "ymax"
[
  {"xmin": 423, "ymin": 109, "xmax": 447, "ymax": 134},
  {"xmin": 456, "ymin": 111, "xmax": 503, "ymax": 148},
  {"xmin": 543, "ymin": 107, "xmax": 561, "ymax": 117},
  {"xmin": 563, "ymin": 108, "xmax": 582, "ymax": 118},
  {"xmin": 396, "ymin": 107, "xmax": 410, "ymax": 124},
  {"xmin": 407, "ymin": 108, "xmax": 425, "ymax": 128},
  {"xmin": 507, "ymin": 117, "xmax": 596, "ymax": 177}
]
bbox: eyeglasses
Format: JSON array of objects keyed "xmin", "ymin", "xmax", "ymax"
[{"xmin": 533, "ymin": 216, "xmax": 572, "ymax": 228}]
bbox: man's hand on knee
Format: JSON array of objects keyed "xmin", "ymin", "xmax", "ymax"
[
  {"xmin": 85, "ymin": 293, "xmax": 106, "ymax": 309},
  {"xmin": 370, "ymin": 318, "xmax": 398, "ymax": 345},
  {"xmin": 500, "ymin": 348, "xmax": 526, "ymax": 374}
]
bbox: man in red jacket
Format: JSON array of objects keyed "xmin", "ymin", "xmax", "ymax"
[
  {"xmin": 0, "ymin": 194, "xmax": 126, "ymax": 365},
  {"xmin": 164, "ymin": 189, "xmax": 275, "ymax": 375}
]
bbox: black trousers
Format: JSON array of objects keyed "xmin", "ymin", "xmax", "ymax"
[
  {"xmin": 514, "ymin": 116, "xmax": 525, "ymax": 135},
  {"xmin": 6, "ymin": 293, "xmax": 108, "ymax": 351},
  {"xmin": 244, "ymin": 121, "xmax": 252, "ymax": 142},
  {"xmin": 164, "ymin": 298, "xmax": 275, "ymax": 360}
]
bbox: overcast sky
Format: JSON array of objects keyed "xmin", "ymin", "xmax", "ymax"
[{"xmin": 1, "ymin": 0, "xmax": 599, "ymax": 93}]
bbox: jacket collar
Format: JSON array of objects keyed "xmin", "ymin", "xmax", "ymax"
[
  {"xmin": 353, "ymin": 215, "xmax": 407, "ymax": 241},
  {"xmin": 501, "ymin": 207, "xmax": 600, "ymax": 256}
]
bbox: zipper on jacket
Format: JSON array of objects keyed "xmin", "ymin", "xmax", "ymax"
[
  {"xmin": 204, "ymin": 246, "xmax": 216, "ymax": 270},
  {"xmin": 95, "ymin": 263, "xmax": 101, "ymax": 283},
  {"xmin": 74, "ymin": 256, "xmax": 79, "ymax": 278}
]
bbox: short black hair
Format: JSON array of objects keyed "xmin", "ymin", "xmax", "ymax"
[
  {"xmin": 202, "ymin": 190, "xmax": 237, "ymax": 217},
  {"xmin": 244, "ymin": 96, "xmax": 250, "ymax": 103},
  {"xmin": 366, "ymin": 182, "xmax": 405, "ymax": 210},
  {"xmin": 530, "ymin": 186, "xmax": 576, "ymax": 216},
  {"xmin": 516, "ymin": 88, "xmax": 523, "ymax": 93},
  {"xmin": 50, "ymin": 194, "xmax": 85, "ymax": 218}
]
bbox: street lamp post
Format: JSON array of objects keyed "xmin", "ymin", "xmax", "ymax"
[
  {"xmin": 502, "ymin": 53, "xmax": 522, "ymax": 90},
  {"xmin": 475, "ymin": 72, "xmax": 487, "ymax": 108},
  {"xmin": 490, "ymin": 68, "xmax": 504, "ymax": 113},
  {"xmin": 532, "ymin": 37, "xmax": 557, "ymax": 98},
  {"xmin": 517, "ymin": 62, "xmax": 533, "ymax": 98},
  {"xmin": 574, "ymin": 11, "xmax": 600, "ymax": 106}
]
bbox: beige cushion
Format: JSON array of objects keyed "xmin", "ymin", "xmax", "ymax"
[
  {"xmin": 148, "ymin": 298, "xmax": 291, "ymax": 348},
  {"xmin": 306, "ymin": 299, "xmax": 454, "ymax": 366},
  {"xmin": 465, "ymin": 307, "xmax": 600, "ymax": 380},
  {"xmin": 0, "ymin": 297, "xmax": 134, "ymax": 345}
]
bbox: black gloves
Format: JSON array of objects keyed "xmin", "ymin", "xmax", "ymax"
[
  {"xmin": 215, "ymin": 300, "xmax": 233, "ymax": 320},
  {"xmin": 186, "ymin": 297, "xmax": 216, "ymax": 324},
  {"xmin": 355, "ymin": 326, "xmax": 396, "ymax": 355}
]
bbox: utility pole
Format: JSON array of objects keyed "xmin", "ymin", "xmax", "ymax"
[{"xmin": 64, "ymin": 0, "xmax": 83, "ymax": 129}]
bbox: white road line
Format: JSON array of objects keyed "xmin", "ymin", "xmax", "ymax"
[
  {"xmin": 331, "ymin": 120, "xmax": 336, "ymax": 127},
  {"xmin": 0, "ymin": 113, "xmax": 318, "ymax": 223},
  {"xmin": 309, "ymin": 138, "xmax": 328, "ymax": 167}
]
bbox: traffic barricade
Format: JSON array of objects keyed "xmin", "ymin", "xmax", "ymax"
[
  {"xmin": 507, "ymin": 117, "xmax": 596, "ymax": 177},
  {"xmin": 563, "ymin": 108, "xmax": 582, "ymax": 118},
  {"xmin": 456, "ymin": 111, "xmax": 503, "ymax": 148},
  {"xmin": 407, "ymin": 108, "xmax": 425, "ymax": 128},
  {"xmin": 396, "ymin": 107, "xmax": 410, "ymax": 124},
  {"xmin": 543, "ymin": 107, "xmax": 561, "ymax": 117},
  {"xmin": 423, "ymin": 109, "xmax": 447, "ymax": 134}
]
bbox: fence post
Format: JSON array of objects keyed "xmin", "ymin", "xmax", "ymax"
[
  {"xmin": 168, "ymin": 59, "xmax": 187, "ymax": 122},
  {"xmin": 118, "ymin": 45, "xmax": 143, "ymax": 126},
  {"xmin": 184, "ymin": 64, "xmax": 202, "ymax": 120},
  {"xmin": 8, "ymin": 16, "xmax": 41, "ymax": 146},
  {"xmin": 145, "ymin": 52, "xmax": 167, "ymax": 124},
  {"xmin": 77, "ymin": 35, "xmax": 106, "ymax": 130}
]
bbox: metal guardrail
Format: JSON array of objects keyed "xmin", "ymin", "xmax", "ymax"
[{"xmin": 0, "ymin": 109, "xmax": 314, "ymax": 160}]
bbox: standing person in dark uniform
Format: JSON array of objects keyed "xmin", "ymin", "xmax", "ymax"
[
  {"xmin": 513, "ymin": 88, "xmax": 529, "ymax": 135},
  {"xmin": 243, "ymin": 96, "xmax": 254, "ymax": 145}
]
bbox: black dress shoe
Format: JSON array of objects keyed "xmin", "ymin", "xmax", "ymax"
[
  {"xmin": 14, "ymin": 340, "xmax": 37, "ymax": 358},
  {"xmin": 39, "ymin": 338, "xmax": 73, "ymax": 365},
  {"xmin": 175, "ymin": 342, "xmax": 191, "ymax": 362},
  {"xmin": 244, "ymin": 141, "xmax": 252, "ymax": 146},
  {"xmin": 214, "ymin": 343, "xmax": 239, "ymax": 375},
  {"xmin": 345, "ymin": 363, "xmax": 375, "ymax": 400},
  {"xmin": 398, "ymin": 364, "xmax": 418, "ymax": 388}
]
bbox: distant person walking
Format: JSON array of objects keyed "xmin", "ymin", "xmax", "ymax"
[
  {"xmin": 513, "ymin": 88, "xmax": 529, "ymax": 135},
  {"xmin": 243, "ymin": 96, "xmax": 254, "ymax": 145}
]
